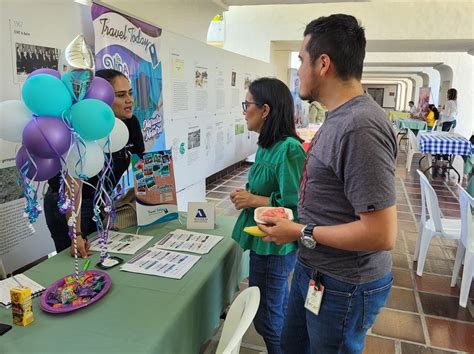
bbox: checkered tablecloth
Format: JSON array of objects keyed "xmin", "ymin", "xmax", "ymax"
[{"xmin": 417, "ymin": 132, "xmax": 472, "ymax": 155}]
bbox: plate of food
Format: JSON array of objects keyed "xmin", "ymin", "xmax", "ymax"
[
  {"xmin": 40, "ymin": 270, "xmax": 111, "ymax": 314},
  {"xmin": 254, "ymin": 207, "xmax": 294, "ymax": 225}
]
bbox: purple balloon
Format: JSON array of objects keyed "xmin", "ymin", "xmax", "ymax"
[
  {"xmin": 28, "ymin": 68, "xmax": 61, "ymax": 79},
  {"xmin": 84, "ymin": 77, "xmax": 115, "ymax": 107},
  {"xmin": 16, "ymin": 146, "xmax": 61, "ymax": 181},
  {"xmin": 22, "ymin": 117, "xmax": 72, "ymax": 159}
]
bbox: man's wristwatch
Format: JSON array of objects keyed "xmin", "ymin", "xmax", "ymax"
[{"xmin": 300, "ymin": 224, "xmax": 317, "ymax": 249}]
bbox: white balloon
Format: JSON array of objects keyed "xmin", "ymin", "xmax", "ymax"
[
  {"xmin": 0, "ymin": 100, "xmax": 33, "ymax": 142},
  {"xmin": 98, "ymin": 118, "xmax": 129, "ymax": 153},
  {"xmin": 66, "ymin": 141, "xmax": 104, "ymax": 179}
]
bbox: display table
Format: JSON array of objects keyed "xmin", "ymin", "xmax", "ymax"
[{"xmin": 0, "ymin": 213, "xmax": 248, "ymax": 354}]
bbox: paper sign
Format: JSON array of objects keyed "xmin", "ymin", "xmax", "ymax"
[{"xmin": 187, "ymin": 202, "xmax": 215, "ymax": 229}]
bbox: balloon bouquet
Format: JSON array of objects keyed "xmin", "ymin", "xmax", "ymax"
[{"xmin": 1, "ymin": 35, "xmax": 127, "ymax": 311}]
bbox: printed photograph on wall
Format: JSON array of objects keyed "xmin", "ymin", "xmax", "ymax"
[
  {"xmin": 195, "ymin": 68, "xmax": 208, "ymax": 88},
  {"xmin": 15, "ymin": 43, "xmax": 60, "ymax": 77},
  {"xmin": 13, "ymin": 42, "xmax": 60, "ymax": 83},
  {"xmin": 244, "ymin": 76, "xmax": 251, "ymax": 90},
  {"xmin": 235, "ymin": 123, "xmax": 245, "ymax": 135},
  {"xmin": 188, "ymin": 129, "xmax": 201, "ymax": 149},
  {"xmin": 0, "ymin": 167, "xmax": 23, "ymax": 204}
]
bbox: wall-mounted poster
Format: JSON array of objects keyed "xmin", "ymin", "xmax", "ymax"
[
  {"xmin": 289, "ymin": 68, "xmax": 309, "ymax": 128},
  {"xmin": 92, "ymin": 3, "xmax": 165, "ymax": 152},
  {"xmin": 418, "ymin": 87, "xmax": 431, "ymax": 115},
  {"xmin": 132, "ymin": 150, "xmax": 178, "ymax": 226},
  {"xmin": 10, "ymin": 19, "xmax": 61, "ymax": 83}
]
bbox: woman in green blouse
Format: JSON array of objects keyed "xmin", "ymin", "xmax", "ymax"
[{"xmin": 230, "ymin": 78, "xmax": 305, "ymax": 354}]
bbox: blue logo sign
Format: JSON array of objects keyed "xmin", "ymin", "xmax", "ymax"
[{"xmin": 195, "ymin": 209, "xmax": 207, "ymax": 218}]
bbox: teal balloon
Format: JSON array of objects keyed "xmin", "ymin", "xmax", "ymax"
[
  {"xmin": 22, "ymin": 74, "xmax": 72, "ymax": 117},
  {"xmin": 62, "ymin": 70, "xmax": 93, "ymax": 102},
  {"xmin": 70, "ymin": 99, "xmax": 115, "ymax": 141}
]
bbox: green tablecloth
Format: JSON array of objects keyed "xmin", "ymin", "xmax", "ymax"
[
  {"xmin": 388, "ymin": 111, "xmax": 410, "ymax": 121},
  {"xmin": 396, "ymin": 118, "xmax": 427, "ymax": 130},
  {"xmin": 0, "ymin": 213, "xmax": 249, "ymax": 354}
]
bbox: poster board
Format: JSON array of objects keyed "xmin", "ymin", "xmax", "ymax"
[
  {"xmin": 160, "ymin": 31, "xmax": 274, "ymax": 192},
  {"xmin": 418, "ymin": 87, "xmax": 431, "ymax": 114},
  {"xmin": 131, "ymin": 150, "xmax": 178, "ymax": 226}
]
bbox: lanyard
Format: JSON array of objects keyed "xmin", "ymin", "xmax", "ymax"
[{"xmin": 299, "ymin": 130, "xmax": 322, "ymax": 206}]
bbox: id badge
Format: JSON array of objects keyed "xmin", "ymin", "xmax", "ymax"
[{"xmin": 304, "ymin": 279, "xmax": 324, "ymax": 316}]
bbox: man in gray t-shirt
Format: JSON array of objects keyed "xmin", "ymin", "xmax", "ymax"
[
  {"xmin": 259, "ymin": 14, "xmax": 397, "ymax": 354},
  {"xmin": 298, "ymin": 94, "xmax": 397, "ymax": 284}
]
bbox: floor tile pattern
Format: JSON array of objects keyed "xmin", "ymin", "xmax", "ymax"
[{"xmin": 201, "ymin": 148, "xmax": 473, "ymax": 353}]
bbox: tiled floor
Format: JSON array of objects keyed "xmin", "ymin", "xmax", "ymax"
[{"xmin": 201, "ymin": 148, "xmax": 474, "ymax": 354}]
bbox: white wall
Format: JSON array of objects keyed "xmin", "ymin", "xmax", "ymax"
[{"xmin": 100, "ymin": 0, "xmax": 223, "ymax": 43}]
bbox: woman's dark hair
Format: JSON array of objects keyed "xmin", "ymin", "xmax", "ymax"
[
  {"xmin": 95, "ymin": 69, "xmax": 127, "ymax": 84},
  {"xmin": 248, "ymin": 77, "xmax": 303, "ymax": 149},
  {"xmin": 447, "ymin": 88, "xmax": 457, "ymax": 101},
  {"xmin": 429, "ymin": 104, "xmax": 439, "ymax": 120},
  {"xmin": 304, "ymin": 14, "xmax": 366, "ymax": 80}
]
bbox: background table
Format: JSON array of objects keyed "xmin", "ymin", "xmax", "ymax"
[
  {"xmin": 388, "ymin": 111, "xmax": 411, "ymax": 121},
  {"xmin": 417, "ymin": 131, "xmax": 472, "ymax": 181},
  {"xmin": 417, "ymin": 131, "xmax": 472, "ymax": 156},
  {"xmin": 0, "ymin": 213, "xmax": 248, "ymax": 354},
  {"xmin": 396, "ymin": 118, "xmax": 427, "ymax": 131}
]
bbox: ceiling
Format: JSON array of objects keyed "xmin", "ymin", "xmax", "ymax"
[
  {"xmin": 221, "ymin": 0, "xmax": 368, "ymax": 4},
  {"xmin": 272, "ymin": 39, "xmax": 474, "ymax": 54}
]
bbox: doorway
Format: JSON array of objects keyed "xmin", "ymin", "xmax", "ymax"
[{"xmin": 367, "ymin": 88, "xmax": 384, "ymax": 107}]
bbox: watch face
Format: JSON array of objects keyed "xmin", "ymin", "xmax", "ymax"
[{"xmin": 302, "ymin": 237, "xmax": 316, "ymax": 249}]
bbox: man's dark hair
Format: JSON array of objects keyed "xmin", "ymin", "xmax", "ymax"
[
  {"xmin": 409, "ymin": 101, "xmax": 414, "ymax": 105},
  {"xmin": 95, "ymin": 69, "xmax": 128, "ymax": 84},
  {"xmin": 248, "ymin": 78, "xmax": 303, "ymax": 149},
  {"xmin": 304, "ymin": 14, "xmax": 366, "ymax": 80}
]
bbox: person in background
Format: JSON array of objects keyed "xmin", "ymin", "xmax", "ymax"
[
  {"xmin": 308, "ymin": 100, "xmax": 327, "ymax": 124},
  {"xmin": 440, "ymin": 88, "xmax": 457, "ymax": 131},
  {"xmin": 424, "ymin": 104, "xmax": 437, "ymax": 131},
  {"xmin": 258, "ymin": 15, "xmax": 397, "ymax": 353},
  {"xmin": 433, "ymin": 88, "xmax": 458, "ymax": 176},
  {"xmin": 230, "ymin": 77, "xmax": 306, "ymax": 354},
  {"xmin": 44, "ymin": 69, "xmax": 145, "ymax": 258},
  {"xmin": 408, "ymin": 100, "xmax": 418, "ymax": 116}
]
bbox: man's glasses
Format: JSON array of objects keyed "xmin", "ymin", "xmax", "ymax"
[{"xmin": 242, "ymin": 101, "xmax": 259, "ymax": 113}]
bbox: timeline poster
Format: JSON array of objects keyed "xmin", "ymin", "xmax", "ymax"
[
  {"xmin": 131, "ymin": 150, "xmax": 178, "ymax": 227},
  {"xmin": 92, "ymin": 3, "xmax": 165, "ymax": 152}
]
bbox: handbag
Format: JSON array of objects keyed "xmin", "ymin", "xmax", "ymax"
[{"xmin": 105, "ymin": 188, "xmax": 137, "ymax": 230}]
